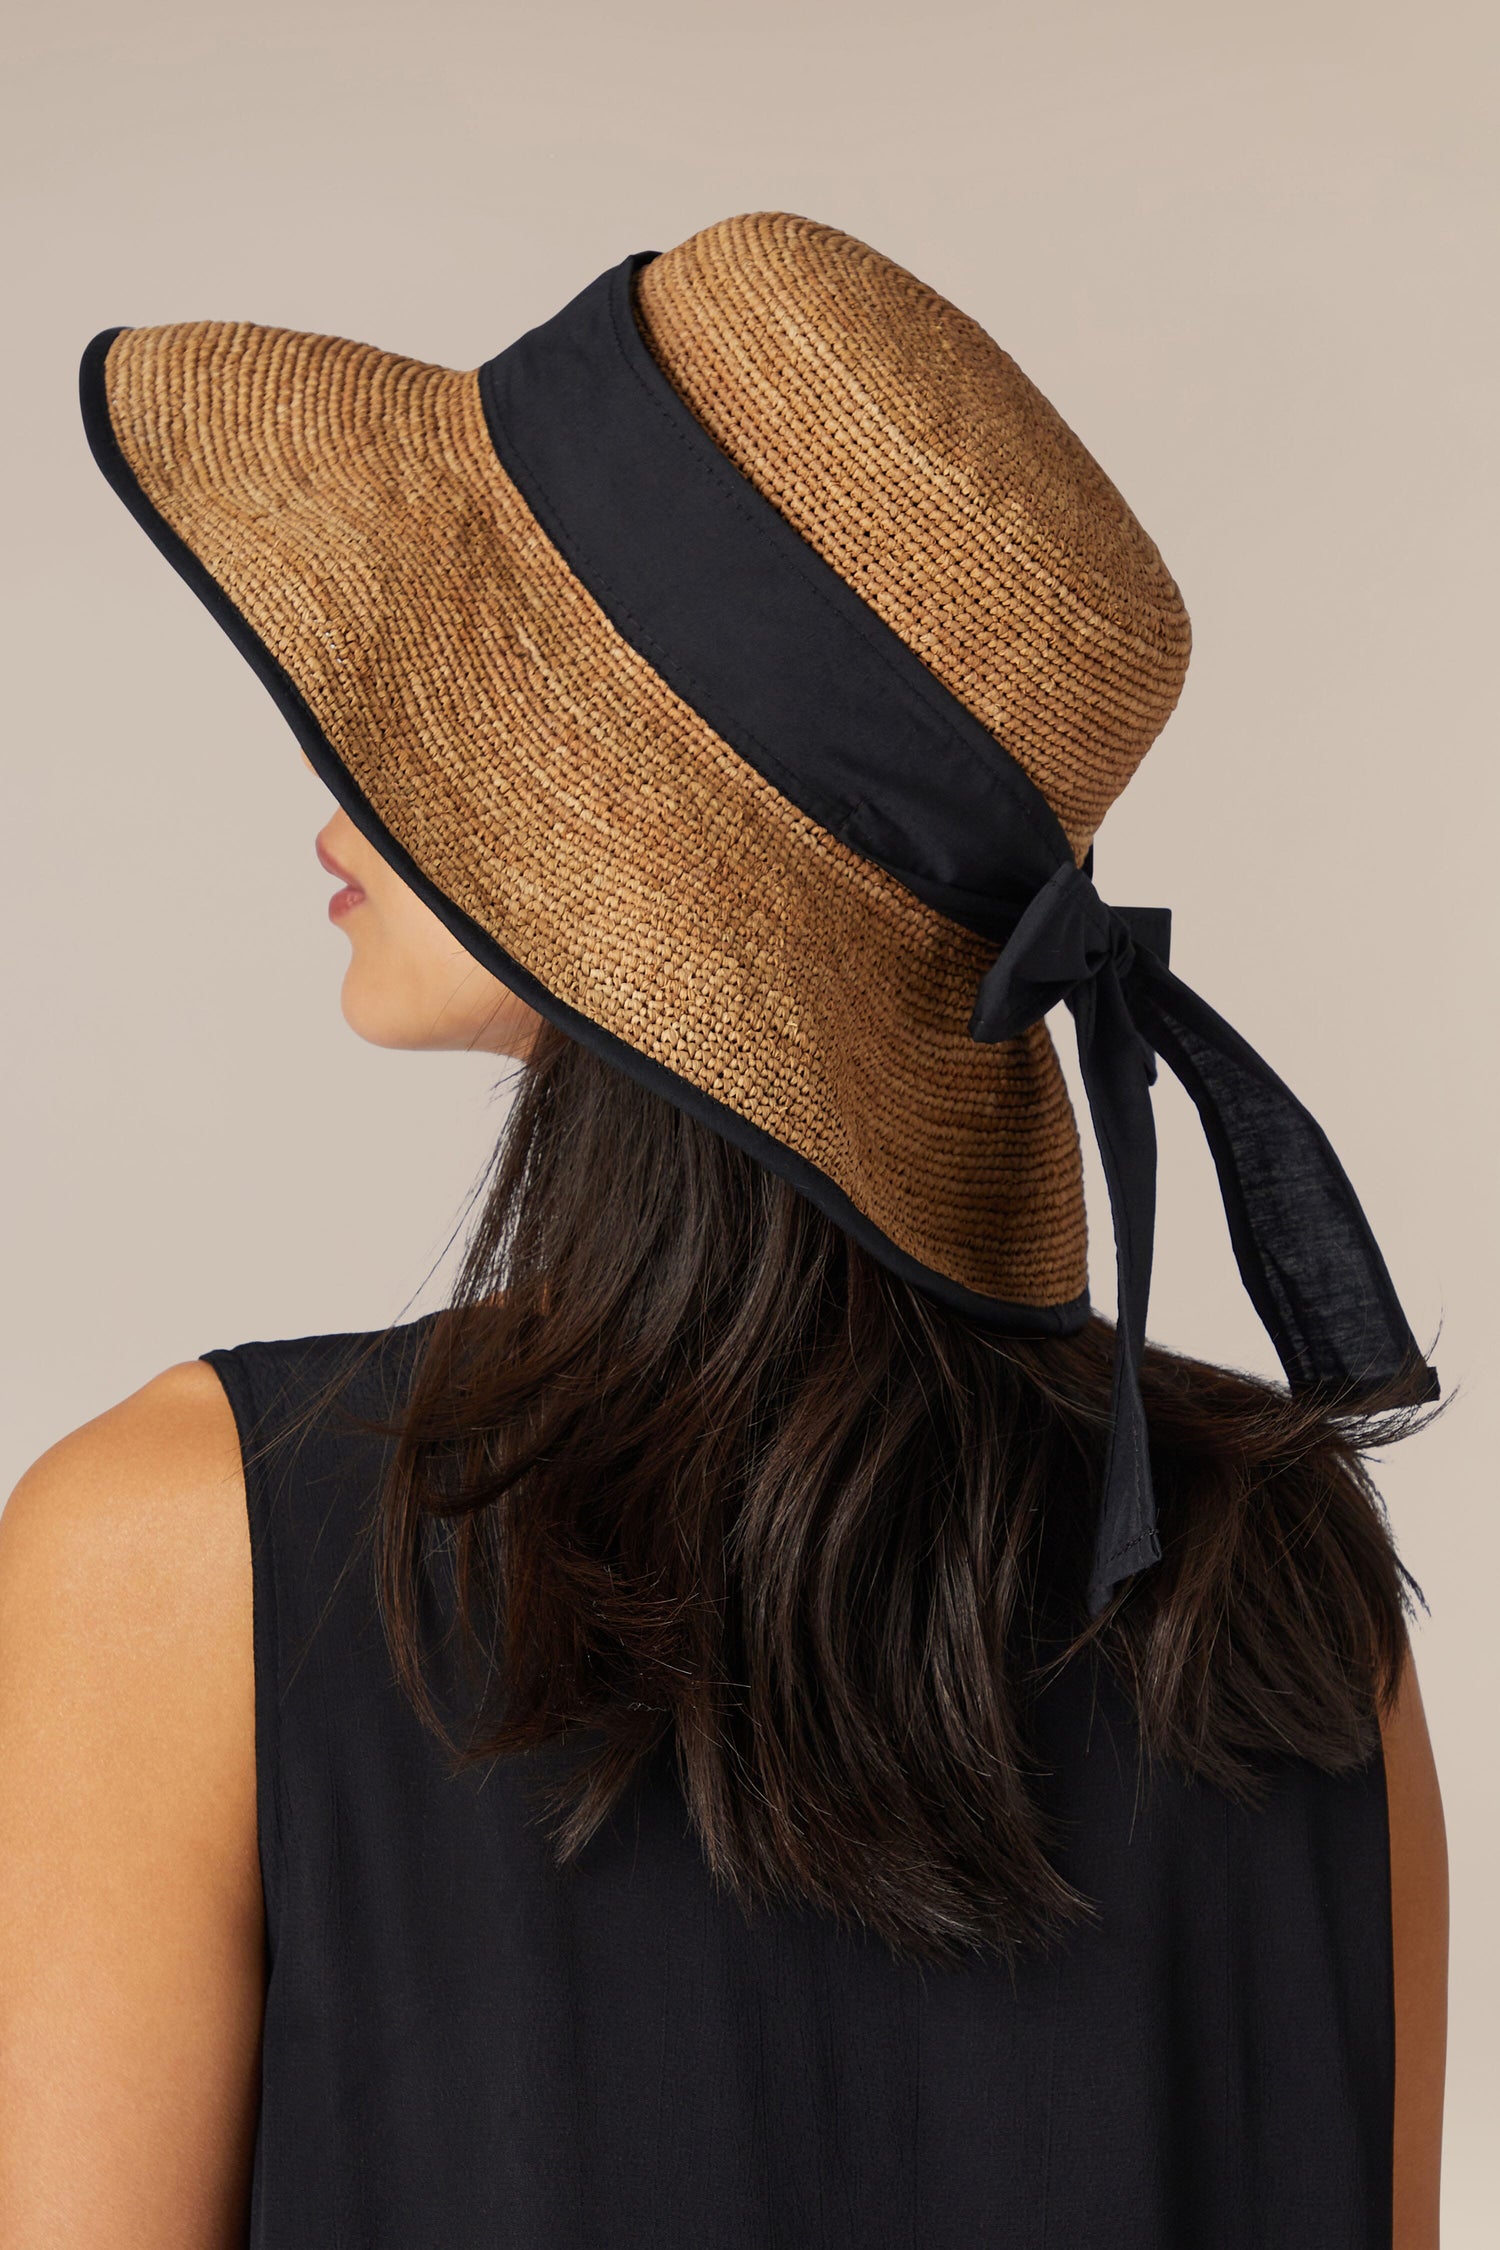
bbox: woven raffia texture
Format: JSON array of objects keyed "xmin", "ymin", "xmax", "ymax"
[
  {"xmin": 638, "ymin": 214, "xmax": 1192, "ymax": 856},
  {"xmin": 98, "ymin": 214, "xmax": 1189, "ymax": 1309}
]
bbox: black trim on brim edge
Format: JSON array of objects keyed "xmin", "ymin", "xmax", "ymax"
[{"xmin": 78, "ymin": 324, "xmax": 1092, "ymax": 1340}]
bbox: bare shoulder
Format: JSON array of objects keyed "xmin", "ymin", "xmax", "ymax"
[
  {"xmin": 0, "ymin": 1364, "xmax": 262, "ymax": 2248},
  {"xmin": 3, "ymin": 1350, "xmax": 240, "ymax": 1512},
  {"xmin": 0, "ymin": 1359, "xmax": 251, "ymax": 1784},
  {"xmin": 3, "ymin": 1356, "xmax": 243, "ymax": 1538},
  {"xmin": 0, "ymin": 1357, "xmax": 252, "ymax": 1799},
  {"xmin": 1380, "ymin": 1644, "xmax": 1448, "ymax": 2250}
]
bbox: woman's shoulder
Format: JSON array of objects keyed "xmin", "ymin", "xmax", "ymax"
[
  {"xmin": 0, "ymin": 1314, "xmax": 433, "ymax": 1787},
  {"xmin": 0, "ymin": 1355, "xmax": 249, "ymax": 1636},
  {"xmin": 0, "ymin": 1318, "xmax": 433, "ymax": 2049},
  {"xmin": 0, "ymin": 1357, "xmax": 256, "ymax": 1843},
  {"xmin": 0, "ymin": 1311, "xmax": 429, "ymax": 1572},
  {"xmin": 0, "ymin": 1359, "xmax": 266, "ymax": 2233}
]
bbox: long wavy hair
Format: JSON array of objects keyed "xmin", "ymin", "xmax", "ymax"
[{"xmin": 369, "ymin": 1019, "xmax": 1431, "ymax": 1963}]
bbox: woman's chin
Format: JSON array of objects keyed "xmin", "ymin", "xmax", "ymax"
[
  {"xmin": 333, "ymin": 945, "xmax": 542, "ymax": 1055},
  {"xmin": 338, "ymin": 966, "xmax": 422, "ymax": 1051}
]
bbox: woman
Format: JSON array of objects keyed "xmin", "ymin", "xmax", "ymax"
[{"xmin": 0, "ymin": 212, "xmax": 1447, "ymax": 2245}]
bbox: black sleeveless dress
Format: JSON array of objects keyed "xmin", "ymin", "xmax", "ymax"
[{"xmin": 203, "ymin": 1321, "xmax": 1395, "ymax": 2250}]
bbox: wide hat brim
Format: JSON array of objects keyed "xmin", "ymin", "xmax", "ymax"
[
  {"xmin": 79, "ymin": 296, "xmax": 1092, "ymax": 1328},
  {"xmin": 81, "ymin": 216, "xmax": 1441, "ymax": 1614}
]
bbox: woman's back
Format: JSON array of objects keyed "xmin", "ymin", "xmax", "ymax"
[{"xmin": 211, "ymin": 1318, "xmax": 1395, "ymax": 2250}]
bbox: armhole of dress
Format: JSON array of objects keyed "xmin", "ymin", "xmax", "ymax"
[{"xmin": 198, "ymin": 1348, "xmax": 287, "ymax": 1948}]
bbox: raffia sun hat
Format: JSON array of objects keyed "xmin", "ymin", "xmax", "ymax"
[{"xmin": 80, "ymin": 210, "xmax": 1435, "ymax": 1610}]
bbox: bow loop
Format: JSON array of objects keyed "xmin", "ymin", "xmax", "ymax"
[
  {"xmin": 962, "ymin": 851, "xmax": 1434, "ymax": 1619},
  {"xmin": 968, "ymin": 862, "xmax": 1132, "ymax": 1046}
]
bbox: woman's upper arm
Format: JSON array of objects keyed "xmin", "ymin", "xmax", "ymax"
[
  {"xmin": 1383, "ymin": 1643, "xmax": 1448, "ymax": 2250},
  {"xmin": 0, "ymin": 1361, "xmax": 263, "ymax": 2250}
]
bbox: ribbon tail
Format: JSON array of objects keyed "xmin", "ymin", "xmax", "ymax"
[
  {"xmin": 1069, "ymin": 968, "xmax": 1165, "ymax": 1614},
  {"xmin": 1124, "ymin": 952, "xmax": 1439, "ymax": 1407}
]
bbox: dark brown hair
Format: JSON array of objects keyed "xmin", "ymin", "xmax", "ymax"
[{"xmin": 372, "ymin": 1021, "xmax": 1432, "ymax": 1963}]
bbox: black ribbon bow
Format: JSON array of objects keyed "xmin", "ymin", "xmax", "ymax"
[{"xmin": 969, "ymin": 859, "xmax": 1437, "ymax": 1615}]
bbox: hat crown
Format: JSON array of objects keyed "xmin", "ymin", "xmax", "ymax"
[{"xmin": 636, "ymin": 212, "xmax": 1191, "ymax": 855}]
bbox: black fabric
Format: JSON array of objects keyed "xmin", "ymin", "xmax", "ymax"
[
  {"xmin": 970, "ymin": 867, "xmax": 1169, "ymax": 1605},
  {"xmin": 1125, "ymin": 953, "xmax": 1437, "ymax": 1401},
  {"xmin": 478, "ymin": 257, "xmax": 1068, "ymax": 941},
  {"xmin": 203, "ymin": 1321, "xmax": 1397, "ymax": 2250},
  {"xmin": 970, "ymin": 865, "xmax": 1436, "ymax": 1608}
]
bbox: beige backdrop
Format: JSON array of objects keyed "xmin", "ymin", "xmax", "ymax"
[{"xmin": 5, "ymin": 0, "xmax": 1495, "ymax": 2228}]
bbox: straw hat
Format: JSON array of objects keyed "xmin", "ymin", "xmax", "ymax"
[{"xmin": 80, "ymin": 210, "xmax": 1432, "ymax": 1609}]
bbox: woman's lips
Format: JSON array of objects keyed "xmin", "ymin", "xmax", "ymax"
[
  {"xmin": 316, "ymin": 833, "xmax": 366, "ymax": 920},
  {"xmin": 327, "ymin": 881, "xmax": 365, "ymax": 921}
]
